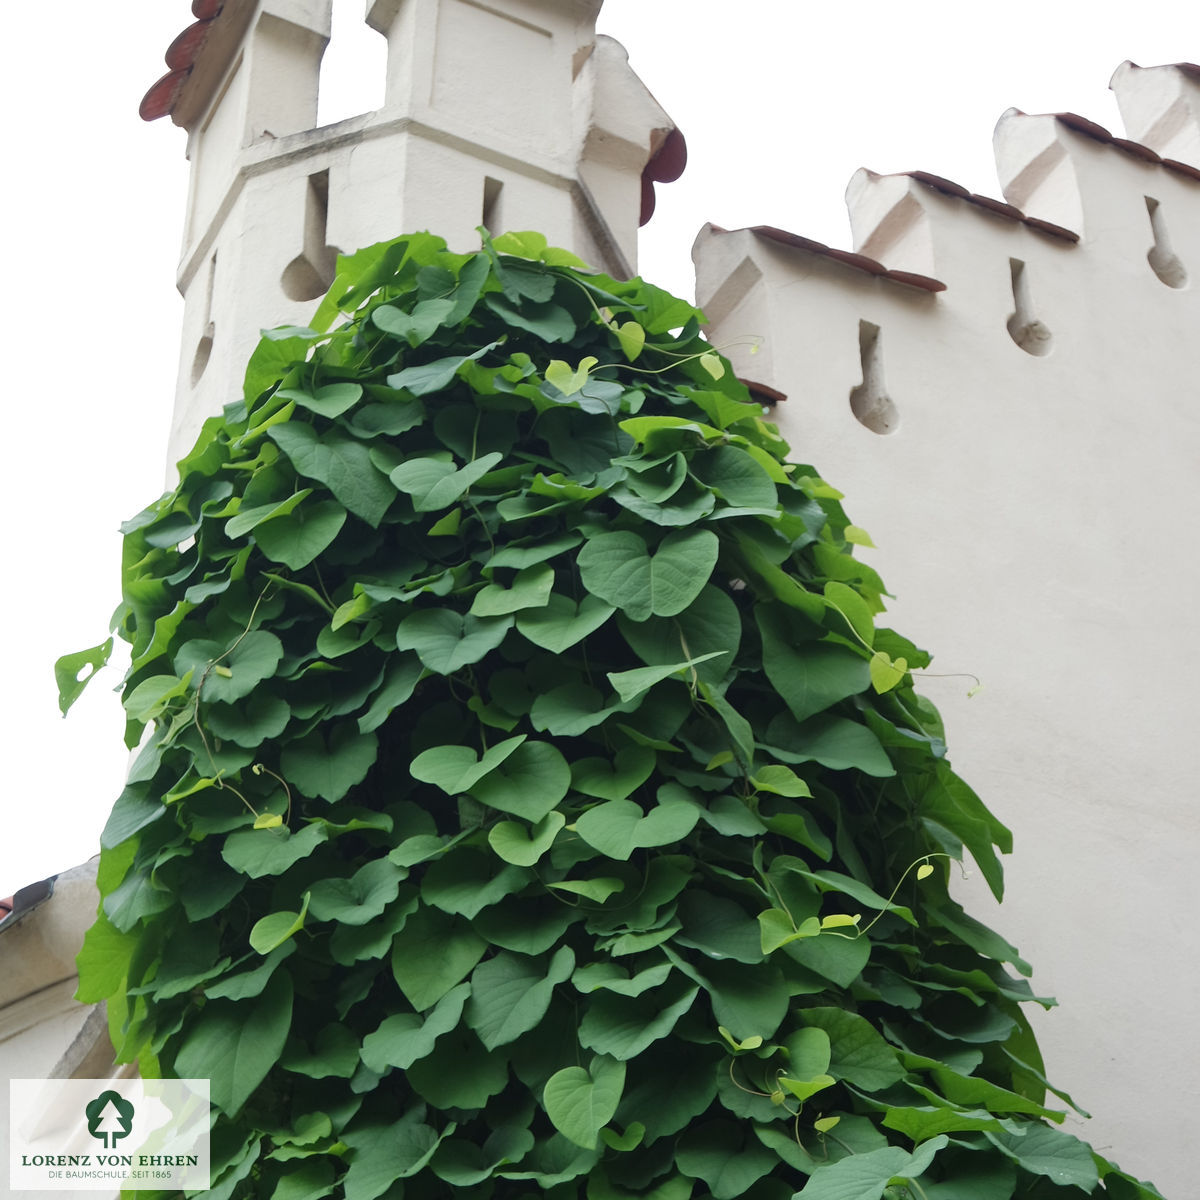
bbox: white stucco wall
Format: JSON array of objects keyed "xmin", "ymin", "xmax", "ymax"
[
  {"xmin": 694, "ymin": 66, "xmax": 1200, "ymax": 1198},
  {"xmin": 167, "ymin": 0, "xmax": 674, "ymax": 468}
]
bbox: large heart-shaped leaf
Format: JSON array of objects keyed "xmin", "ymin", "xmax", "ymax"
[
  {"xmin": 396, "ymin": 610, "xmax": 513, "ymax": 673},
  {"xmin": 577, "ymin": 529, "xmax": 719, "ymax": 621},
  {"xmin": 575, "ymin": 799, "xmax": 699, "ymax": 860},
  {"xmin": 543, "ymin": 1056, "xmax": 626, "ymax": 1150}
]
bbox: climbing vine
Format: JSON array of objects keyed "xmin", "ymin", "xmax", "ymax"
[{"xmin": 64, "ymin": 231, "xmax": 1164, "ymax": 1200}]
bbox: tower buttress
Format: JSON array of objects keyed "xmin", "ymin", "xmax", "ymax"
[{"xmin": 145, "ymin": 0, "xmax": 681, "ymax": 465}]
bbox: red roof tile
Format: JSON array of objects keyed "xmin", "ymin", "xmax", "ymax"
[
  {"xmin": 143, "ymin": 5, "xmax": 685, "ymax": 223},
  {"xmin": 905, "ymin": 170, "xmax": 1080, "ymax": 243},
  {"xmin": 738, "ymin": 225, "xmax": 946, "ymax": 293}
]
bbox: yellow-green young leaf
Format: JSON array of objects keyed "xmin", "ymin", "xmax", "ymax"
[
  {"xmin": 778, "ymin": 1074, "xmax": 836, "ymax": 1103},
  {"xmin": 600, "ymin": 1123, "xmax": 645, "ymax": 1152},
  {"xmin": 844, "ymin": 524, "xmax": 876, "ymax": 547},
  {"xmin": 332, "ymin": 591, "xmax": 372, "ymax": 630},
  {"xmin": 545, "ymin": 356, "xmax": 598, "ymax": 396},
  {"xmin": 698, "ymin": 352, "xmax": 725, "ymax": 380},
  {"xmin": 253, "ymin": 813, "xmax": 284, "ymax": 830},
  {"xmin": 813, "ymin": 1116, "xmax": 841, "ymax": 1134},
  {"xmin": 750, "ymin": 764, "xmax": 812, "ymax": 798},
  {"xmin": 718, "ymin": 1027, "xmax": 763, "ymax": 1052},
  {"xmin": 616, "ymin": 321, "xmax": 646, "ymax": 362},
  {"xmin": 428, "ymin": 507, "xmax": 462, "ymax": 536},
  {"xmin": 869, "ymin": 650, "xmax": 908, "ymax": 694},
  {"xmin": 917, "ymin": 863, "xmax": 935, "ymax": 880},
  {"xmin": 249, "ymin": 893, "xmax": 310, "ymax": 954},
  {"xmin": 707, "ymin": 751, "xmax": 734, "ymax": 771},
  {"xmin": 820, "ymin": 913, "xmax": 861, "ymax": 930}
]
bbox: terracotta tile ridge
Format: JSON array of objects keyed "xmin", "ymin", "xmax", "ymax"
[
  {"xmin": 640, "ymin": 127, "xmax": 688, "ymax": 226},
  {"xmin": 744, "ymin": 225, "xmax": 946, "ymax": 293},
  {"xmin": 903, "ymin": 170, "xmax": 1080, "ymax": 243},
  {"xmin": 740, "ymin": 378, "xmax": 787, "ymax": 406},
  {"xmin": 1051, "ymin": 110, "xmax": 1200, "ymax": 181},
  {"xmin": 141, "ymin": 10, "xmax": 222, "ymax": 122}
]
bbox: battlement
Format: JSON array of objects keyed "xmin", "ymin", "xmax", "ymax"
[
  {"xmin": 147, "ymin": 0, "xmax": 682, "ymax": 464},
  {"xmin": 696, "ymin": 62, "xmax": 1200, "ymax": 453},
  {"xmin": 694, "ymin": 63, "xmax": 1200, "ymax": 1193}
]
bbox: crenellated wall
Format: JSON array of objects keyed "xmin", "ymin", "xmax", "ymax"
[
  {"xmin": 695, "ymin": 61, "xmax": 1200, "ymax": 1197},
  {"xmin": 164, "ymin": 0, "xmax": 678, "ymax": 467}
]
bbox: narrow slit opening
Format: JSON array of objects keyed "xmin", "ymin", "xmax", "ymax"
[
  {"xmin": 1146, "ymin": 196, "xmax": 1188, "ymax": 288},
  {"xmin": 1006, "ymin": 258, "xmax": 1053, "ymax": 356},
  {"xmin": 849, "ymin": 321, "xmax": 899, "ymax": 435},
  {"xmin": 281, "ymin": 170, "xmax": 340, "ymax": 301},
  {"xmin": 482, "ymin": 177, "xmax": 504, "ymax": 238}
]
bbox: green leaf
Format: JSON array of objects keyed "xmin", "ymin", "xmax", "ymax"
[
  {"xmin": 466, "ymin": 945, "xmax": 575, "ymax": 1049},
  {"xmin": 174, "ymin": 969, "xmax": 294, "ymax": 1116},
  {"xmin": 308, "ymin": 857, "xmax": 405, "ymax": 925},
  {"xmin": 388, "ymin": 353, "xmax": 472, "ymax": 395},
  {"xmin": 372, "ymin": 297, "xmax": 456, "ymax": 346},
  {"xmin": 55, "ymin": 639, "xmax": 114, "ymax": 714},
  {"xmin": 577, "ymin": 529, "xmax": 719, "ymax": 622},
  {"xmin": 469, "ymin": 740, "xmax": 572, "ymax": 821},
  {"xmin": 801, "ymin": 1008, "xmax": 905, "ymax": 1091},
  {"xmin": 360, "ymin": 981, "xmax": 470, "ymax": 1072},
  {"xmin": 546, "ymin": 356, "xmax": 599, "ymax": 395},
  {"xmin": 390, "ymin": 451, "xmax": 502, "ymax": 511},
  {"xmin": 618, "ymin": 584, "xmax": 741, "ymax": 686},
  {"xmin": 411, "ymin": 735, "xmax": 526, "ymax": 794},
  {"xmin": 615, "ymin": 321, "xmax": 646, "ymax": 361},
  {"xmin": 176, "ymin": 630, "xmax": 284, "ymax": 705},
  {"xmin": 675, "ymin": 1120, "xmax": 778, "ymax": 1200},
  {"xmin": 985, "ymin": 1124, "xmax": 1100, "ymax": 1189},
  {"xmin": 281, "ymin": 724, "xmax": 379, "ymax": 802},
  {"xmin": 276, "ymin": 381, "xmax": 363, "ymax": 418},
  {"xmin": 254, "ymin": 499, "xmax": 347, "ymax": 569},
  {"xmin": 692, "ymin": 445, "xmax": 777, "ymax": 509},
  {"xmin": 606, "ymin": 652, "xmax": 727, "ymax": 703},
  {"xmin": 575, "ymin": 799, "xmax": 700, "ymax": 860},
  {"xmin": 757, "ymin": 606, "xmax": 870, "ymax": 722},
  {"xmin": 222, "ymin": 822, "xmax": 329, "ymax": 878},
  {"xmin": 543, "ymin": 1055, "xmax": 626, "ymax": 1149},
  {"xmin": 766, "ymin": 712, "xmax": 895, "ymax": 777},
  {"xmin": 547, "ymin": 877, "xmax": 626, "ymax": 903},
  {"xmin": 488, "ymin": 810, "xmax": 566, "ymax": 866},
  {"xmin": 793, "ymin": 1136, "xmax": 949, "ymax": 1200},
  {"xmin": 578, "ymin": 984, "xmax": 699, "ymax": 1058},
  {"xmin": 749, "ymin": 763, "xmax": 812, "ymax": 797},
  {"xmin": 470, "ymin": 562, "xmax": 555, "ymax": 617},
  {"xmin": 342, "ymin": 1108, "xmax": 451, "ymax": 1200},
  {"xmin": 279, "ymin": 1021, "xmax": 361, "ymax": 1079},
  {"xmin": 390, "ymin": 907, "xmax": 487, "ymax": 1010},
  {"xmin": 824, "ymin": 580, "xmax": 876, "ymax": 648},
  {"xmin": 571, "ymin": 746, "xmax": 657, "ymax": 801},
  {"xmin": 420, "ymin": 848, "xmax": 528, "ymax": 918},
  {"xmin": 517, "ymin": 592, "xmax": 615, "ymax": 652},
  {"xmin": 869, "ymin": 650, "xmax": 907, "ymax": 694},
  {"xmin": 249, "ymin": 893, "xmax": 310, "ymax": 953},
  {"xmin": 269, "ymin": 423, "xmax": 395, "ymax": 526},
  {"xmin": 396, "ymin": 609, "xmax": 513, "ymax": 673}
]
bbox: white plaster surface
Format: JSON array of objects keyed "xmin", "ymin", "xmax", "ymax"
[
  {"xmin": 694, "ymin": 70, "xmax": 1200, "ymax": 1195},
  {"xmin": 167, "ymin": 0, "xmax": 670, "ymax": 466}
]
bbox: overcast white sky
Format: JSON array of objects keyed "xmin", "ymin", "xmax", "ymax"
[{"xmin": 1, "ymin": 0, "xmax": 1193, "ymax": 894}]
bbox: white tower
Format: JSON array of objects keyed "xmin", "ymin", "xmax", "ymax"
[{"xmin": 141, "ymin": 0, "xmax": 684, "ymax": 465}]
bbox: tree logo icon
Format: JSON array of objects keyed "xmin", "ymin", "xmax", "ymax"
[{"xmin": 85, "ymin": 1090, "xmax": 135, "ymax": 1149}]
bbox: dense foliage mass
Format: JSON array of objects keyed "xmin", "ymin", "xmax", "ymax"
[{"xmin": 65, "ymin": 232, "xmax": 1163, "ymax": 1200}]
